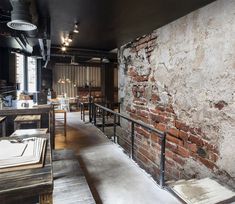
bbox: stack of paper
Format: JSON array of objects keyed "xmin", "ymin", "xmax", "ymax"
[{"xmin": 0, "ymin": 137, "xmax": 47, "ymax": 172}]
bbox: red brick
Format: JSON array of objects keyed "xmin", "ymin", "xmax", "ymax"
[
  {"xmin": 156, "ymin": 123, "xmax": 167, "ymax": 132},
  {"xmin": 151, "ymin": 94, "xmax": 160, "ymax": 102},
  {"xmin": 168, "ymin": 128, "xmax": 179, "ymax": 137},
  {"xmin": 175, "ymin": 120, "xmax": 189, "ymax": 132},
  {"xmin": 177, "ymin": 146, "xmax": 190, "ymax": 158},
  {"xmin": 156, "ymin": 106, "xmax": 165, "ymax": 112},
  {"xmin": 173, "ymin": 154, "xmax": 185, "ymax": 166},
  {"xmin": 188, "ymin": 134, "xmax": 203, "ymax": 146},
  {"xmin": 128, "ymin": 67, "xmax": 137, "ymax": 77},
  {"xmin": 208, "ymin": 152, "xmax": 219, "ymax": 163},
  {"xmin": 166, "ymin": 141, "xmax": 177, "ymax": 151},
  {"xmin": 130, "ymin": 113, "xmax": 141, "ymax": 121},
  {"xmin": 166, "ymin": 107, "xmax": 175, "ymax": 113},
  {"xmin": 150, "ymin": 113, "xmax": 166, "ymax": 123},
  {"xmin": 204, "ymin": 142, "xmax": 219, "ymax": 154},
  {"xmin": 166, "ymin": 134, "xmax": 183, "ymax": 146},
  {"xmin": 179, "ymin": 130, "xmax": 188, "ymax": 140},
  {"xmin": 198, "ymin": 157, "xmax": 216, "ymax": 170},
  {"xmin": 165, "ymin": 150, "xmax": 174, "ymax": 159},
  {"xmin": 151, "ymin": 132, "xmax": 160, "ymax": 144},
  {"xmin": 186, "ymin": 143, "xmax": 197, "ymax": 153},
  {"xmin": 135, "ymin": 126, "xmax": 150, "ymax": 139}
]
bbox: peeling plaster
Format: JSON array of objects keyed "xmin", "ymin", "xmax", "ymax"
[{"xmin": 119, "ymin": 0, "xmax": 235, "ymax": 183}]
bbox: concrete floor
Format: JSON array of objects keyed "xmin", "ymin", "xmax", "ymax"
[{"xmin": 55, "ymin": 112, "xmax": 181, "ymax": 204}]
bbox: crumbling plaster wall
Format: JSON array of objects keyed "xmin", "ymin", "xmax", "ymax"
[{"xmin": 119, "ymin": 0, "xmax": 235, "ymax": 185}]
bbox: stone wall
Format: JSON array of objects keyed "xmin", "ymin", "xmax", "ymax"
[{"xmin": 118, "ymin": 0, "xmax": 235, "ymax": 186}]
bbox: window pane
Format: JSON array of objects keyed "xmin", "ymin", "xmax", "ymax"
[
  {"xmin": 27, "ymin": 57, "xmax": 37, "ymax": 92},
  {"xmin": 15, "ymin": 53, "xmax": 24, "ymax": 91}
]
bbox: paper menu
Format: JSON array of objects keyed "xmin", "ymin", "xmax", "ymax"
[{"xmin": 0, "ymin": 140, "xmax": 27, "ymax": 160}]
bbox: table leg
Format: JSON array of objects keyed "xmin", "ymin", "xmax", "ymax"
[
  {"xmin": 2, "ymin": 120, "xmax": 6, "ymax": 136},
  {"xmin": 39, "ymin": 193, "xmax": 53, "ymax": 204}
]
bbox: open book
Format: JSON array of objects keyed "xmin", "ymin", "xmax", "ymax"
[{"xmin": 0, "ymin": 137, "xmax": 47, "ymax": 172}]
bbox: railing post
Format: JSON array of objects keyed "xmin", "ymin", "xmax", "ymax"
[
  {"xmin": 160, "ymin": 132, "xmax": 166, "ymax": 188},
  {"xmin": 113, "ymin": 114, "xmax": 116, "ymax": 143},
  {"xmin": 102, "ymin": 108, "xmax": 105, "ymax": 132},
  {"xmin": 131, "ymin": 122, "xmax": 135, "ymax": 159},
  {"xmin": 94, "ymin": 105, "xmax": 97, "ymax": 126}
]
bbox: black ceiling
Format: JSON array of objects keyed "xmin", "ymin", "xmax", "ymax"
[{"xmin": 0, "ymin": 0, "xmax": 215, "ymax": 52}]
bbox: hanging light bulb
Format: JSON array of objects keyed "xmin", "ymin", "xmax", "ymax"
[
  {"xmin": 61, "ymin": 45, "xmax": 66, "ymax": 52},
  {"xmin": 68, "ymin": 33, "xmax": 73, "ymax": 42},
  {"xmin": 73, "ymin": 23, "xmax": 79, "ymax": 33}
]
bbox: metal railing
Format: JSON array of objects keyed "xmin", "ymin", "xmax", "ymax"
[{"xmin": 91, "ymin": 103, "xmax": 166, "ymax": 188}]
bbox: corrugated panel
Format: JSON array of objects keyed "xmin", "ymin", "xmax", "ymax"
[{"xmin": 53, "ymin": 64, "xmax": 101, "ymax": 97}]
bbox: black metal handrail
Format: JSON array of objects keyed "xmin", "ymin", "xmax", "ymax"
[{"xmin": 91, "ymin": 102, "xmax": 166, "ymax": 188}]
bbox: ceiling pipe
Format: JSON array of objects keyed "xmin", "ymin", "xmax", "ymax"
[
  {"xmin": 7, "ymin": 0, "xmax": 38, "ymax": 31},
  {"xmin": 38, "ymin": 38, "xmax": 46, "ymax": 61}
]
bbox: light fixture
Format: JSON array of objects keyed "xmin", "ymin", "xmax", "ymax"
[
  {"xmin": 61, "ymin": 45, "xmax": 66, "ymax": 52},
  {"xmin": 73, "ymin": 23, "xmax": 79, "ymax": 33},
  {"xmin": 68, "ymin": 33, "xmax": 73, "ymax": 42}
]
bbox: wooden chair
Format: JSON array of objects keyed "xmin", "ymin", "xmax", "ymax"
[
  {"xmin": 14, "ymin": 115, "xmax": 41, "ymax": 130},
  {"xmin": 54, "ymin": 109, "xmax": 67, "ymax": 137}
]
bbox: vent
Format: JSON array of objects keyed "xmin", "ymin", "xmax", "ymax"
[
  {"xmin": 7, "ymin": 20, "xmax": 36, "ymax": 31},
  {"xmin": 7, "ymin": 0, "xmax": 37, "ymax": 31}
]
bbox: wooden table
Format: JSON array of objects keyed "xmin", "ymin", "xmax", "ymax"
[
  {"xmin": 10, "ymin": 128, "xmax": 48, "ymax": 137},
  {"xmin": 0, "ymin": 134, "xmax": 53, "ymax": 204},
  {"xmin": 0, "ymin": 104, "xmax": 55, "ymax": 149}
]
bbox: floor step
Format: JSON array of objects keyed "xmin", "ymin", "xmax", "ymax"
[
  {"xmin": 169, "ymin": 177, "xmax": 235, "ymax": 204},
  {"xmin": 53, "ymin": 149, "xmax": 95, "ymax": 204}
]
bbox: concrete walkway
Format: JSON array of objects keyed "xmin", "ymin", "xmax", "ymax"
[{"xmin": 55, "ymin": 112, "xmax": 181, "ymax": 204}]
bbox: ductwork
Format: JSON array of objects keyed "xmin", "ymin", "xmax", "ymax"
[{"xmin": 7, "ymin": 0, "xmax": 37, "ymax": 31}]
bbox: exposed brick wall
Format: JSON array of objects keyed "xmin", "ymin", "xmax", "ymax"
[{"xmin": 118, "ymin": 0, "xmax": 235, "ymax": 186}]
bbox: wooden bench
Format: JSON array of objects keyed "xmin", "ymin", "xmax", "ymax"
[
  {"xmin": 14, "ymin": 115, "xmax": 41, "ymax": 130},
  {"xmin": 0, "ymin": 116, "xmax": 6, "ymax": 137}
]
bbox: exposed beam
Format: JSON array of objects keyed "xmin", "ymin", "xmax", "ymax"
[{"xmin": 51, "ymin": 46, "xmax": 117, "ymax": 61}]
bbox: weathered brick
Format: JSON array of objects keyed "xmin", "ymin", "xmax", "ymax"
[
  {"xmin": 186, "ymin": 143, "xmax": 197, "ymax": 153},
  {"xmin": 155, "ymin": 123, "xmax": 167, "ymax": 132},
  {"xmin": 133, "ymin": 75, "xmax": 149, "ymax": 82},
  {"xmin": 166, "ymin": 141, "xmax": 177, "ymax": 151},
  {"xmin": 179, "ymin": 130, "xmax": 188, "ymax": 140},
  {"xmin": 135, "ymin": 126, "xmax": 150, "ymax": 139},
  {"xmin": 168, "ymin": 128, "xmax": 179, "ymax": 137},
  {"xmin": 175, "ymin": 120, "xmax": 189, "ymax": 132},
  {"xmin": 173, "ymin": 154, "xmax": 185, "ymax": 166},
  {"xmin": 150, "ymin": 113, "xmax": 166, "ymax": 123},
  {"xmin": 128, "ymin": 67, "xmax": 137, "ymax": 77},
  {"xmin": 166, "ymin": 107, "xmax": 175, "ymax": 113},
  {"xmin": 151, "ymin": 132, "xmax": 160, "ymax": 144},
  {"xmin": 151, "ymin": 94, "xmax": 160, "ymax": 102},
  {"xmin": 188, "ymin": 134, "xmax": 203, "ymax": 146},
  {"xmin": 198, "ymin": 157, "xmax": 216, "ymax": 170},
  {"xmin": 208, "ymin": 152, "xmax": 219, "ymax": 163},
  {"xmin": 166, "ymin": 134, "xmax": 183, "ymax": 146},
  {"xmin": 177, "ymin": 146, "xmax": 190, "ymax": 158},
  {"xmin": 165, "ymin": 150, "xmax": 174, "ymax": 159}
]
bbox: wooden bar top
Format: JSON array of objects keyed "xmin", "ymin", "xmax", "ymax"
[{"xmin": 0, "ymin": 134, "xmax": 53, "ymax": 203}]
